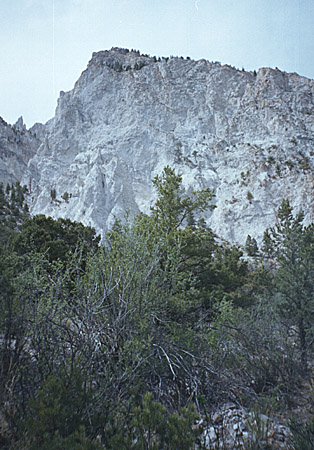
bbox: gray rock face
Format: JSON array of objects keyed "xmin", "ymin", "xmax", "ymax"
[
  {"xmin": 2, "ymin": 47, "xmax": 314, "ymax": 244},
  {"xmin": 0, "ymin": 116, "xmax": 42, "ymax": 186},
  {"xmin": 201, "ymin": 403, "xmax": 291, "ymax": 449}
]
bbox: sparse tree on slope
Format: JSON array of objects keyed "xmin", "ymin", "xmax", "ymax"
[
  {"xmin": 150, "ymin": 166, "xmax": 214, "ymax": 235},
  {"xmin": 263, "ymin": 199, "xmax": 314, "ymax": 370}
]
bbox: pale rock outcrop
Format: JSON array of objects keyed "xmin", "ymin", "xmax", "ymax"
[
  {"xmin": 1, "ymin": 47, "xmax": 314, "ymax": 244},
  {"xmin": 0, "ymin": 116, "xmax": 42, "ymax": 186},
  {"xmin": 201, "ymin": 403, "xmax": 292, "ymax": 449}
]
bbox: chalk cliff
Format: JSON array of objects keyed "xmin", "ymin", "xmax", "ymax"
[{"xmin": 2, "ymin": 48, "xmax": 314, "ymax": 244}]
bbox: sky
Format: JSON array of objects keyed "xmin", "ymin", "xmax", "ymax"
[{"xmin": 1, "ymin": 0, "xmax": 313, "ymax": 128}]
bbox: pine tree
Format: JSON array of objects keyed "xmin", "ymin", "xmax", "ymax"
[
  {"xmin": 263, "ymin": 199, "xmax": 314, "ymax": 369},
  {"xmin": 150, "ymin": 166, "xmax": 214, "ymax": 235},
  {"xmin": 245, "ymin": 234, "xmax": 258, "ymax": 256}
]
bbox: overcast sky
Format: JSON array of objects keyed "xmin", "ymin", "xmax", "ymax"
[{"xmin": 1, "ymin": 0, "xmax": 313, "ymax": 128}]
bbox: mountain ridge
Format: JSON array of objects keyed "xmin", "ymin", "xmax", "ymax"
[{"xmin": 1, "ymin": 47, "xmax": 314, "ymax": 244}]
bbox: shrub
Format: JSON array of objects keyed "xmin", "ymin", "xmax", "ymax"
[
  {"xmin": 105, "ymin": 393, "xmax": 202, "ymax": 449},
  {"xmin": 245, "ymin": 235, "xmax": 258, "ymax": 256},
  {"xmin": 62, "ymin": 192, "xmax": 69, "ymax": 202},
  {"xmin": 289, "ymin": 417, "xmax": 314, "ymax": 450},
  {"xmin": 50, "ymin": 188, "xmax": 56, "ymax": 200},
  {"xmin": 21, "ymin": 372, "xmax": 102, "ymax": 449}
]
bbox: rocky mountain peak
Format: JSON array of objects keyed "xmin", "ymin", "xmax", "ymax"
[
  {"xmin": 0, "ymin": 116, "xmax": 42, "ymax": 186},
  {"xmin": 14, "ymin": 116, "xmax": 26, "ymax": 133},
  {"xmin": 1, "ymin": 48, "xmax": 313, "ymax": 245}
]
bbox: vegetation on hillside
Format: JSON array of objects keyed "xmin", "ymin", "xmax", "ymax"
[{"xmin": 0, "ymin": 168, "xmax": 313, "ymax": 448}]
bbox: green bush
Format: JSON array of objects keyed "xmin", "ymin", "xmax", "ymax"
[
  {"xmin": 289, "ymin": 417, "xmax": 314, "ymax": 450},
  {"xmin": 50, "ymin": 188, "xmax": 56, "ymax": 200},
  {"xmin": 245, "ymin": 234, "xmax": 258, "ymax": 256},
  {"xmin": 21, "ymin": 371, "xmax": 101, "ymax": 449},
  {"xmin": 105, "ymin": 393, "xmax": 202, "ymax": 449},
  {"xmin": 62, "ymin": 191, "xmax": 69, "ymax": 202}
]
